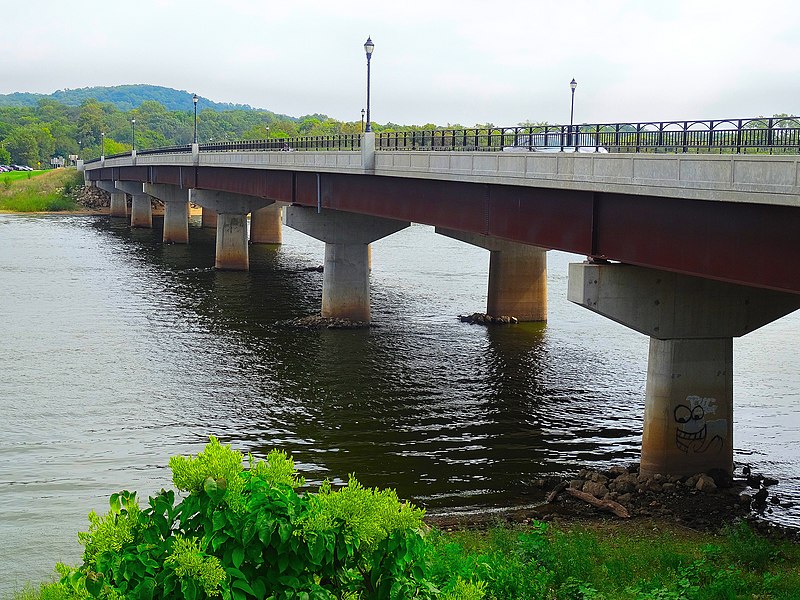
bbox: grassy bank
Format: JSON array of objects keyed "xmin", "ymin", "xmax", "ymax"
[
  {"xmin": 6, "ymin": 439, "xmax": 800, "ymax": 600},
  {"xmin": 9, "ymin": 520, "xmax": 800, "ymax": 600},
  {"xmin": 0, "ymin": 169, "xmax": 82, "ymax": 212}
]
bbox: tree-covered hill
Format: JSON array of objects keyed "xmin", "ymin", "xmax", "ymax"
[{"xmin": 0, "ymin": 84, "xmax": 291, "ymax": 116}]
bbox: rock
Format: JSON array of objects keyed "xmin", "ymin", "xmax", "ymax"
[
  {"xmin": 590, "ymin": 472, "xmax": 609, "ymax": 484},
  {"xmin": 617, "ymin": 493, "xmax": 632, "ymax": 505},
  {"xmin": 613, "ymin": 478, "xmax": 636, "ymax": 494},
  {"xmin": 685, "ymin": 475, "xmax": 700, "ymax": 488},
  {"xmin": 578, "ymin": 469, "xmax": 590, "ymax": 479},
  {"xmin": 582, "ymin": 481, "xmax": 610, "ymax": 499},
  {"xmin": 696, "ymin": 474, "xmax": 717, "ymax": 493},
  {"xmin": 740, "ymin": 493, "xmax": 753, "ymax": 506},
  {"xmin": 569, "ymin": 479, "xmax": 583, "ymax": 490},
  {"xmin": 647, "ymin": 481, "xmax": 664, "ymax": 493},
  {"xmin": 661, "ymin": 483, "xmax": 676, "ymax": 493},
  {"xmin": 763, "ymin": 476, "xmax": 779, "ymax": 487},
  {"xmin": 707, "ymin": 468, "xmax": 734, "ymax": 488},
  {"xmin": 770, "ymin": 495, "xmax": 781, "ymax": 506},
  {"xmin": 607, "ymin": 466, "xmax": 628, "ymax": 478}
]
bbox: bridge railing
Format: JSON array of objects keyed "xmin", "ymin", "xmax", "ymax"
[
  {"xmin": 83, "ymin": 117, "xmax": 800, "ymax": 165},
  {"xmin": 375, "ymin": 117, "xmax": 800, "ymax": 154},
  {"xmin": 199, "ymin": 134, "xmax": 361, "ymax": 153}
]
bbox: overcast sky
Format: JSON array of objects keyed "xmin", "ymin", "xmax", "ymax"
[{"xmin": 2, "ymin": 0, "xmax": 798, "ymax": 126}]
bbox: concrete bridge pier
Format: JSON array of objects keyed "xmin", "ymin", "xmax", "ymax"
[
  {"xmin": 285, "ymin": 206, "xmax": 410, "ymax": 322},
  {"xmin": 192, "ymin": 190, "xmax": 272, "ymax": 270},
  {"xmin": 115, "ymin": 181, "xmax": 152, "ymax": 228},
  {"xmin": 201, "ymin": 208, "xmax": 218, "ymax": 229},
  {"xmin": 568, "ymin": 262, "xmax": 800, "ymax": 478},
  {"xmin": 143, "ymin": 183, "xmax": 190, "ymax": 244},
  {"xmin": 250, "ymin": 202, "xmax": 284, "ymax": 244},
  {"xmin": 94, "ymin": 181, "xmax": 127, "ymax": 218},
  {"xmin": 436, "ymin": 228, "xmax": 548, "ymax": 321}
]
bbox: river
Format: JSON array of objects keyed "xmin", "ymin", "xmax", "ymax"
[{"xmin": 1, "ymin": 213, "xmax": 798, "ymax": 593}]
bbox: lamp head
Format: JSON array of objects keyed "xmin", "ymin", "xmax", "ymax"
[
  {"xmin": 364, "ymin": 36, "xmax": 374, "ymax": 57},
  {"xmin": 570, "ymin": 78, "xmax": 577, "ymax": 91},
  {"xmin": 193, "ymin": 93, "xmax": 198, "ymax": 105}
]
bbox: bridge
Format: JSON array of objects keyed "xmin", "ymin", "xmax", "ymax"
[{"xmin": 82, "ymin": 117, "xmax": 800, "ymax": 482}]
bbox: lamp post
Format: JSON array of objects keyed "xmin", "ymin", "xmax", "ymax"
[
  {"xmin": 193, "ymin": 93, "xmax": 198, "ymax": 144},
  {"xmin": 131, "ymin": 118, "xmax": 136, "ymax": 152},
  {"xmin": 77, "ymin": 140, "xmax": 81, "ymax": 159},
  {"xmin": 361, "ymin": 108, "xmax": 365, "ymax": 133},
  {"xmin": 101, "ymin": 132, "xmax": 105, "ymax": 158},
  {"xmin": 569, "ymin": 78, "xmax": 577, "ymax": 149},
  {"xmin": 364, "ymin": 36, "xmax": 374, "ymax": 132}
]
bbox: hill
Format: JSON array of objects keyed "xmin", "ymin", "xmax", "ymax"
[{"xmin": 0, "ymin": 84, "xmax": 263, "ymax": 113}]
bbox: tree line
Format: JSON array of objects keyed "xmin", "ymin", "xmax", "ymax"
[{"xmin": 0, "ymin": 97, "xmax": 470, "ymax": 167}]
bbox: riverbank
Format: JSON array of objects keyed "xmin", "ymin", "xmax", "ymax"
[
  {"xmin": 0, "ymin": 169, "xmax": 82, "ymax": 212},
  {"xmin": 6, "ymin": 513, "xmax": 799, "ymax": 600}
]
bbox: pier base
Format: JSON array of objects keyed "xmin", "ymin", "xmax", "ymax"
[
  {"xmin": 436, "ymin": 228, "xmax": 547, "ymax": 321},
  {"xmin": 114, "ymin": 181, "xmax": 152, "ymax": 229},
  {"xmin": 250, "ymin": 203, "xmax": 283, "ymax": 244},
  {"xmin": 143, "ymin": 184, "xmax": 189, "ymax": 244},
  {"xmin": 285, "ymin": 206, "xmax": 409, "ymax": 322}
]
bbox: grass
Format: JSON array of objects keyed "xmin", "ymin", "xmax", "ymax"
[
  {"xmin": 425, "ymin": 520, "xmax": 800, "ymax": 599},
  {"xmin": 8, "ymin": 520, "xmax": 800, "ymax": 600},
  {"xmin": 0, "ymin": 169, "xmax": 82, "ymax": 212}
]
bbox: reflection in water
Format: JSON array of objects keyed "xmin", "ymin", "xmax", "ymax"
[{"xmin": 0, "ymin": 214, "xmax": 798, "ymax": 593}]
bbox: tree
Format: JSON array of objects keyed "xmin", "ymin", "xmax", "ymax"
[{"xmin": 0, "ymin": 145, "xmax": 10, "ymax": 164}]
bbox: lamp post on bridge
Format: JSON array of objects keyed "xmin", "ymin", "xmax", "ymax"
[
  {"xmin": 193, "ymin": 93, "xmax": 198, "ymax": 144},
  {"xmin": 569, "ymin": 78, "xmax": 577, "ymax": 149},
  {"xmin": 131, "ymin": 118, "xmax": 136, "ymax": 152},
  {"xmin": 361, "ymin": 108, "xmax": 365, "ymax": 133},
  {"xmin": 101, "ymin": 131, "xmax": 105, "ymax": 159},
  {"xmin": 364, "ymin": 37, "xmax": 374, "ymax": 133}
]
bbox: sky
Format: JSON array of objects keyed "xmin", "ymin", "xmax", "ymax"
[{"xmin": 2, "ymin": 0, "xmax": 799, "ymax": 127}]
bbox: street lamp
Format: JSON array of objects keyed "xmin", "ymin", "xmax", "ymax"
[
  {"xmin": 193, "ymin": 93, "xmax": 198, "ymax": 144},
  {"xmin": 131, "ymin": 118, "xmax": 136, "ymax": 152},
  {"xmin": 569, "ymin": 78, "xmax": 577, "ymax": 149},
  {"xmin": 101, "ymin": 132, "xmax": 105, "ymax": 158},
  {"xmin": 361, "ymin": 108, "xmax": 365, "ymax": 133},
  {"xmin": 364, "ymin": 36, "xmax": 374, "ymax": 132}
]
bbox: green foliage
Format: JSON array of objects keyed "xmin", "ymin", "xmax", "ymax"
[{"xmin": 64, "ymin": 437, "xmax": 445, "ymax": 600}]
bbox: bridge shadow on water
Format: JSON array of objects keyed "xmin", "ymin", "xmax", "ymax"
[{"xmin": 88, "ymin": 216, "xmax": 644, "ymax": 512}]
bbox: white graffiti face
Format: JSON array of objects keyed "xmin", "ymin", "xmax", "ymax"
[{"xmin": 674, "ymin": 395, "xmax": 727, "ymax": 454}]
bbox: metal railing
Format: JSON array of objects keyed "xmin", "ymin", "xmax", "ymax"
[
  {"xmin": 375, "ymin": 117, "xmax": 800, "ymax": 154},
  {"xmin": 82, "ymin": 117, "xmax": 800, "ymax": 164}
]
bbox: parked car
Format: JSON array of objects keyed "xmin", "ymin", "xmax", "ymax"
[
  {"xmin": 0, "ymin": 165, "xmax": 10, "ymax": 172},
  {"xmin": 503, "ymin": 132, "xmax": 608, "ymax": 153}
]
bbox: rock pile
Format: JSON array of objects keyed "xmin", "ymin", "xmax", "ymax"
[
  {"xmin": 278, "ymin": 314, "xmax": 371, "ymax": 329},
  {"xmin": 459, "ymin": 313, "xmax": 518, "ymax": 325},
  {"xmin": 73, "ymin": 184, "xmax": 109, "ymax": 210},
  {"xmin": 545, "ymin": 465, "xmax": 758, "ymax": 527}
]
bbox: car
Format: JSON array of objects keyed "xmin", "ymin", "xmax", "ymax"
[
  {"xmin": 503, "ymin": 131, "xmax": 608, "ymax": 153},
  {"xmin": 0, "ymin": 165, "xmax": 10, "ymax": 172}
]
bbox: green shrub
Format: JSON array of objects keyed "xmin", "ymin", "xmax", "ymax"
[{"xmin": 62, "ymin": 437, "xmax": 442, "ymax": 600}]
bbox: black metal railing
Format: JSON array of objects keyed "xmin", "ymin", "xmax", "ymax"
[
  {"xmin": 81, "ymin": 117, "xmax": 800, "ymax": 165},
  {"xmin": 374, "ymin": 117, "xmax": 800, "ymax": 154},
  {"xmin": 200, "ymin": 134, "xmax": 360, "ymax": 153}
]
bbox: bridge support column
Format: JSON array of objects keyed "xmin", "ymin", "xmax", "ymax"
[
  {"xmin": 250, "ymin": 203, "xmax": 284, "ymax": 244},
  {"xmin": 114, "ymin": 181, "xmax": 152, "ymax": 228},
  {"xmin": 94, "ymin": 181, "xmax": 128, "ymax": 218},
  {"xmin": 436, "ymin": 228, "xmax": 547, "ymax": 321},
  {"xmin": 192, "ymin": 190, "xmax": 272, "ymax": 271},
  {"xmin": 202, "ymin": 208, "xmax": 218, "ymax": 229},
  {"xmin": 143, "ymin": 184, "xmax": 189, "ymax": 244},
  {"xmin": 285, "ymin": 206, "xmax": 409, "ymax": 322},
  {"xmin": 109, "ymin": 193, "xmax": 128, "ymax": 218},
  {"xmin": 568, "ymin": 262, "xmax": 800, "ymax": 478}
]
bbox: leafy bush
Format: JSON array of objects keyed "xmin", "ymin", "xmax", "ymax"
[{"xmin": 60, "ymin": 437, "xmax": 487, "ymax": 600}]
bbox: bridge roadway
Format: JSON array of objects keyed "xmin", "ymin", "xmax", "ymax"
[{"xmin": 83, "ymin": 136, "xmax": 800, "ymax": 481}]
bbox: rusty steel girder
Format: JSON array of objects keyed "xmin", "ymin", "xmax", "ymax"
[{"xmin": 86, "ymin": 165, "xmax": 799, "ymax": 295}]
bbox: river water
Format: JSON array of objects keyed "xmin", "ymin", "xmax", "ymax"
[{"xmin": 1, "ymin": 214, "xmax": 798, "ymax": 593}]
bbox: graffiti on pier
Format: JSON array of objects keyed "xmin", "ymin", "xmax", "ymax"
[{"xmin": 674, "ymin": 395, "xmax": 727, "ymax": 454}]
